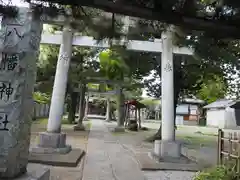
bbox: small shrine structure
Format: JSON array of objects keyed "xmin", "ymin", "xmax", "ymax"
[{"xmin": 124, "ymin": 99, "xmax": 146, "ymax": 131}]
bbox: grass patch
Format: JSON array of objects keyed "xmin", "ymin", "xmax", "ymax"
[
  {"xmin": 202, "ymin": 133, "xmax": 218, "ymax": 137},
  {"xmin": 32, "ymin": 118, "xmax": 48, "ymax": 125},
  {"xmin": 85, "ymin": 121, "xmax": 92, "ymax": 130},
  {"xmin": 177, "ymin": 134, "xmax": 217, "ymax": 148},
  {"xmin": 33, "ymin": 117, "xmax": 74, "ymax": 125},
  {"xmin": 62, "ymin": 117, "xmax": 72, "ymax": 124},
  {"xmin": 194, "ymin": 131, "xmax": 218, "ymax": 136}
]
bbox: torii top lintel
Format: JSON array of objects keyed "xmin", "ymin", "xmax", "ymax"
[{"xmin": 36, "ymin": 0, "xmax": 240, "ymax": 39}]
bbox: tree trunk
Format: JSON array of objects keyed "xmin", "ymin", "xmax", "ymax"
[
  {"xmin": 138, "ymin": 108, "xmax": 141, "ymax": 129},
  {"xmin": 124, "ymin": 105, "xmax": 129, "ymax": 127},
  {"xmin": 173, "ymin": 80, "xmax": 180, "ymax": 138},
  {"xmin": 77, "ymin": 83, "xmax": 86, "ymax": 125},
  {"xmin": 84, "ymin": 94, "xmax": 89, "ymax": 119},
  {"xmin": 173, "ymin": 55, "xmax": 183, "ymax": 133},
  {"xmin": 145, "ymin": 126, "xmax": 162, "ymax": 142},
  {"xmin": 134, "ymin": 108, "xmax": 138, "ymax": 122},
  {"xmin": 111, "ymin": 110, "xmax": 116, "ymax": 121},
  {"xmin": 68, "ymin": 91, "xmax": 79, "ymax": 124},
  {"xmin": 146, "ymin": 55, "xmax": 182, "ymax": 142},
  {"xmin": 105, "ymin": 97, "xmax": 111, "ymax": 121},
  {"xmin": 117, "ymin": 86, "xmax": 125, "ymax": 127}
]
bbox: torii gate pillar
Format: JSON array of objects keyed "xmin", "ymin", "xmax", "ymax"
[
  {"xmin": 154, "ymin": 27, "xmax": 181, "ymax": 158},
  {"xmin": 32, "ymin": 25, "xmax": 73, "ymax": 154}
]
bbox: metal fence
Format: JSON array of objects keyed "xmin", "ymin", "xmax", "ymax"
[{"xmin": 218, "ymin": 129, "xmax": 240, "ymax": 174}]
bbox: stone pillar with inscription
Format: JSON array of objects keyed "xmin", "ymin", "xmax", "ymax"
[
  {"xmin": 0, "ymin": 7, "xmax": 49, "ymax": 179},
  {"xmin": 153, "ymin": 28, "xmax": 181, "ymax": 159},
  {"xmin": 32, "ymin": 25, "xmax": 73, "ymax": 154}
]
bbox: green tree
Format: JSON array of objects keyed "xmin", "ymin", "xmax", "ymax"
[
  {"xmin": 35, "ymin": 8, "xmax": 120, "ymax": 124},
  {"xmin": 5, "ymin": 0, "xmax": 239, "ymax": 132},
  {"xmin": 99, "ymin": 49, "xmax": 129, "ymax": 81},
  {"xmin": 130, "ymin": 19, "xmax": 240, "ymax": 140},
  {"xmin": 37, "ymin": 44, "xmax": 99, "ymax": 124},
  {"xmin": 3, "ymin": 0, "xmax": 240, "ymax": 41},
  {"xmin": 36, "ymin": 44, "xmax": 59, "ymax": 94},
  {"xmin": 99, "ymin": 49, "xmax": 129, "ymax": 125},
  {"xmin": 196, "ymin": 75, "xmax": 228, "ymax": 104}
]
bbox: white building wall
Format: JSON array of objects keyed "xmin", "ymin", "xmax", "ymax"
[
  {"xmin": 224, "ymin": 107, "xmax": 236, "ymax": 128},
  {"xmin": 176, "ymin": 115, "xmax": 184, "ymax": 125},
  {"xmin": 189, "ymin": 104, "xmax": 198, "ymax": 115},
  {"xmin": 176, "ymin": 104, "xmax": 189, "ymax": 114},
  {"xmin": 206, "ymin": 109, "xmax": 225, "ymax": 128}
]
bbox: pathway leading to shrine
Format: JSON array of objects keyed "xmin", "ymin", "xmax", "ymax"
[
  {"xmin": 82, "ymin": 119, "xmax": 146, "ymax": 180},
  {"xmin": 82, "ymin": 119, "xmax": 196, "ymax": 180}
]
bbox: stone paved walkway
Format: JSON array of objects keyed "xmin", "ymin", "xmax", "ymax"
[
  {"xmin": 82, "ymin": 119, "xmax": 197, "ymax": 180},
  {"xmin": 82, "ymin": 119, "xmax": 146, "ymax": 180}
]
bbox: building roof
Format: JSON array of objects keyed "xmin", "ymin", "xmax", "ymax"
[
  {"xmin": 203, "ymin": 99, "xmax": 237, "ymax": 109},
  {"xmin": 125, "ymin": 100, "xmax": 146, "ymax": 109},
  {"xmin": 181, "ymin": 98, "xmax": 205, "ymax": 105}
]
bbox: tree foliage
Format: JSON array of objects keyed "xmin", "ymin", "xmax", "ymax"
[
  {"xmin": 36, "ymin": 44, "xmax": 59, "ymax": 93},
  {"xmin": 196, "ymin": 75, "xmax": 227, "ymax": 104},
  {"xmin": 99, "ymin": 49, "xmax": 129, "ymax": 81},
  {"xmin": 132, "ymin": 17, "xmax": 240, "ymax": 101},
  {"xmin": 33, "ymin": 91, "xmax": 51, "ymax": 103},
  {"xmin": 3, "ymin": 0, "xmax": 240, "ymax": 39}
]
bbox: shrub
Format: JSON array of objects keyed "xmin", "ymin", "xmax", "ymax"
[
  {"xmin": 33, "ymin": 92, "xmax": 50, "ymax": 104},
  {"xmin": 194, "ymin": 165, "xmax": 238, "ymax": 180}
]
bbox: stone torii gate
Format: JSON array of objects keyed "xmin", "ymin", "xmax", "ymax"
[
  {"xmin": 0, "ymin": 6, "xmax": 193, "ymax": 179},
  {"xmin": 40, "ymin": 26, "xmax": 193, "ymax": 157},
  {"xmin": 87, "ymin": 90, "xmax": 117, "ymax": 121},
  {"xmin": 75, "ymin": 78, "xmax": 133, "ymax": 126}
]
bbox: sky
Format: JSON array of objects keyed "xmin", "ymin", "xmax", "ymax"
[
  {"xmin": 12, "ymin": 0, "xmax": 29, "ymax": 7},
  {"xmin": 141, "ymin": 70, "xmax": 160, "ymax": 98}
]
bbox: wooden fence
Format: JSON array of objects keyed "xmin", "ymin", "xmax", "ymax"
[{"xmin": 218, "ymin": 129, "xmax": 240, "ymax": 174}]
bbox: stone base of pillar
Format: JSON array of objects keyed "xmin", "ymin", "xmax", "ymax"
[
  {"xmin": 113, "ymin": 126, "xmax": 125, "ymax": 132},
  {"xmin": 31, "ymin": 132, "xmax": 71, "ymax": 154},
  {"xmin": 154, "ymin": 140, "xmax": 181, "ymax": 158},
  {"xmin": 145, "ymin": 140, "xmax": 201, "ymax": 171},
  {"xmin": 73, "ymin": 124, "xmax": 85, "ymax": 131}
]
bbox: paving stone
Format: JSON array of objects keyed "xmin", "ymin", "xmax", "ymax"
[
  {"xmin": 16, "ymin": 164, "xmax": 50, "ymax": 180},
  {"xmin": 102, "ymin": 121, "xmax": 201, "ymax": 180},
  {"xmin": 82, "ymin": 119, "xmax": 146, "ymax": 180}
]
